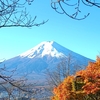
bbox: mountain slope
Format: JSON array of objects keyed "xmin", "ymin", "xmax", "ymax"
[{"xmin": 0, "ymin": 41, "xmax": 94, "ymax": 75}]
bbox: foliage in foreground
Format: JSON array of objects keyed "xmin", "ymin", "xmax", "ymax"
[{"xmin": 51, "ymin": 57, "xmax": 100, "ymax": 100}]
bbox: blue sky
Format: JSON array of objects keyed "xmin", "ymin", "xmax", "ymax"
[{"xmin": 0, "ymin": 0, "xmax": 100, "ymax": 60}]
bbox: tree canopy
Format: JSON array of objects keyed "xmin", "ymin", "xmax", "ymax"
[{"xmin": 52, "ymin": 57, "xmax": 100, "ymax": 100}]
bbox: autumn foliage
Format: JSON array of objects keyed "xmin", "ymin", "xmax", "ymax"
[{"xmin": 51, "ymin": 57, "xmax": 100, "ymax": 100}]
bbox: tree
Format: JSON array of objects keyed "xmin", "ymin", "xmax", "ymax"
[
  {"xmin": 51, "ymin": 0, "xmax": 100, "ymax": 20},
  {"xmin": 51, "ymin": 56, "xmax": 100, "ymax": 100},
  {"xmin": 0, "ymin": 64, "xmax": 36, "ymax": 100},
  {"xmin": 46, "ymin": 55, "xmax": 83, "ymax": 97},
  {"xmin": 0, "ymin": 0, "xmax": 47, "ymax": 28},
  {"xmin": 46, "ymin": 55, "xmax": 82, "ymax": 86}
]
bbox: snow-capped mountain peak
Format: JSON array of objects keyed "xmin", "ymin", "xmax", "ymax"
[
  {"xmin": 20, "ymin": 41, "xmax": 65, "ymax": 58},
  {"xmin": 0, "ymin": 41, "xmax": 94, "ymax": 75}
]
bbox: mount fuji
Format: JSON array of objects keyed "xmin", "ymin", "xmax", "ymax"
[
  {"xmin": 0, "ymin": 41, "xmax": 93, "ymax": 76},
  {"xmin": 0, "ymin": 41, "xmax": 95, "ymax": 99}
]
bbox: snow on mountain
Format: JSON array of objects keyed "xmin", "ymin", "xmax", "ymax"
[
  {"xmin": 20, "ymin": 41, "xmax": 65, "ymax": 58},
  {"xmin": 0, "ymin": 41, "xmax": 94, "ymax": 75}
]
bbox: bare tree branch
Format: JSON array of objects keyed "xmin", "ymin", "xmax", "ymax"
[
  {"xmin": 0, "ymin": 0, "xmax": 48, "ymax": 28},
  {"xmin": 0, "ymin": 64, "xmax": 36, "ymax": 99},
  {"xmin": 51, "ymin": 0, "xmax": 100, "ymax": 20}
]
